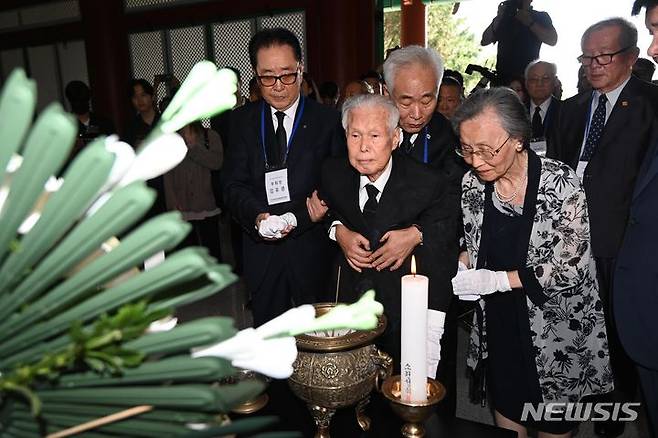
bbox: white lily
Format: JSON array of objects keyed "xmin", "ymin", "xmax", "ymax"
[
  {"xmin": 192, "ymin": 328, "xmax": 297, "ymax": 379},
  {"xmin": 117, "ymin": 132, "xmax": 187, "ymax": 188},
  {"xmin": 160, "ymin": 68, "xmax": 237, "ymax": 134},
  {"xmin": 100, "ymin": 135, "xmax": 135, "ymax": 193},
  {"xmin": 255, "ymin": 304, "xmax": 315, "ymax": 339}
]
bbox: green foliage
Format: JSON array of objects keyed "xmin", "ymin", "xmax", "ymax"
[
  {"xmin": 0, "ymin": 301, "xmax": 170, "ymax": 416},
  {"xmin": 383, "ymin": 4, "xmax": 496, "ymax": 92}
]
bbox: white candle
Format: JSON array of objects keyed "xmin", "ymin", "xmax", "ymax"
[{"xmin": 400, "ymin": 255, "xmax": 428, "ymax": 402}]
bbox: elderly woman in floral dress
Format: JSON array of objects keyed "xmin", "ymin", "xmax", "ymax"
[{"xmin": 450, "ymin": 87, "xmax": 613, "ymax": 438}]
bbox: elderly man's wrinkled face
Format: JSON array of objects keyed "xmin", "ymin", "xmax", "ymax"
[
  {"xmin": 582, "ymin": 25, "xmax": 637, "ymax": 93},
  {"xmin": 459, "ymin": 108, "xmax": 522, "ymax": 182},
  {"xmin": 255, "ymin": 44, "xmax": 302, "ymax": 111},
  {"xmin": 646, "ymin": 6, "xmax": 658, "ymax": 63},
  {"xmin": 347, "ymin": 105, "xmax": 400, "ymax": 182},
  {"xmin": 390, "ymin": 63, "xmax": 438, "ymax": 134},
  {"xmin": 526, "ymin": 63, "xmax": 555, "ymax": 105}
]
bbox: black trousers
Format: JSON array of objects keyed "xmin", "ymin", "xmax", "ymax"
[
  {"xmin": 435, "ymin": 297, "xmax": 459, "ymax": 417},
  {"xmin": 250, "ymin": 254, "xmax": 295, "ymax": 327},
  {"xmin": 595, "ymin": 257, "xmax": 639, "ymax": 403}
]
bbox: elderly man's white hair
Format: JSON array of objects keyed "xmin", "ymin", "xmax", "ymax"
[
  {"xmin": 341, "ymin": 94, "xmax": 400, "ymax": 134},
  {"xmin": 524, "ymin": 59, "xmax": 558, "ymax": 80},
  {"xmin": 383, "ymin": 45, "xmax": 445, "ymax": 95}
]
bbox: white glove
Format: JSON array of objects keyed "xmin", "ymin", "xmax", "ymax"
[
  {"xmin": 456, "ymin": 261, "xmax": 480, "ymax": 301},
  {"xmin": 426, "ymin": 309, "xmax": 445, "ymax": 378},
  {"xmin": 451, "ymin": 269, "xmax": 511, "ymax": 297},
  {"xmin": 258, "ymin": 212, "xmax": 297, "ymax": 239}
]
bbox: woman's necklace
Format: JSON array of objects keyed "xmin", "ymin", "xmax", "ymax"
[{"xmin": 494, "ymin": 170, "xmax": 527, "ymax": 204}]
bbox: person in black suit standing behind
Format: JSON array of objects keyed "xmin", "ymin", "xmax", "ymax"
[
  {"xmin": 381, "ymin": 44, "xmax": 464, "ymax": 416},
  {"xmin": 222, "ymin": 28, "xmax": 343, "ymax": 326},
  {"xmin": 615, "ymin": 3, "xmax": 658, "ymax": 437},
  {"xmin": 524, "ymin": 60, "xmax": 560, "ymax": 155},
  {"xmin": 547, "ymin": 17, "xmax": 658, "ymax": 438},
  {"xmin": 382, "ymin": 46, "xmax": 462, "ymax": 177},
  {"xmin": 308, "ymin": 93, "xmax": 458, "ymax": 397}
]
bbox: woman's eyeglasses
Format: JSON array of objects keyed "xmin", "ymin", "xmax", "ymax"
[{"xmin": 455, "ymin": 135, "xmax": 512, "ymax": 161}]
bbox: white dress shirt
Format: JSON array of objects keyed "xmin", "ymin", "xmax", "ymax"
[
  {"xmin": 580, "ymin": 76, "xmax": 630, "ymax": 156},
  {"xmin": 529, "ymin": 97, "xmax": 552, "ymax": 123},
  {"xmin": 270, "ymin": 94, "xmax": 300, "ymax": 147}
]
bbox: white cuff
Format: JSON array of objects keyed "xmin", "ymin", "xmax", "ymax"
[{"xmin": 328, "ymin": 220, "xmax": 342, "ymax": 241}]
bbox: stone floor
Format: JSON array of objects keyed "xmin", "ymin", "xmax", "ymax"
[{"xmin": 177, "ymin": 216, "xmax": 652, "ymax": 438}]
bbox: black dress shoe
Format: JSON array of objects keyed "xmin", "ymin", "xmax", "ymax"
[{"xmin": 594, "ymin": 421, "xmax": 625, "ymax": 438}]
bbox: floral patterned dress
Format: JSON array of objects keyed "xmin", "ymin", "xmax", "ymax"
[{"xmin": 461, "ymin": 150, "xmax": 614, "ymax": 408}]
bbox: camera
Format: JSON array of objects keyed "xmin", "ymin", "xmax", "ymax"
[{"xmin": 499, "ymin": 0, "xmax": 522, "ymax": 18}]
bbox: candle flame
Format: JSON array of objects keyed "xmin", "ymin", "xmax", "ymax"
[{"xmin": 411, "ymin": 255, "xmax": 416, "ymax": 275}]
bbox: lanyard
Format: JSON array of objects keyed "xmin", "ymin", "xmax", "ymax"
[
  {"xmin": 260, "ymin": 95, "xmax": 305, "ymax": 167},
  {"xmin": 422, "ymin": 126, "xmax": 429, "ymax": 164}
]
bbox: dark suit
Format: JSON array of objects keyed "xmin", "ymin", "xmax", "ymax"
[
  {"xmin": 548, "ymin": 75, "xmax": 658, "ymax": 422},
  {"xmin": 221, "ymin": 96, "xmax": 344, "ymax": 325},
  {"xmin": 528, "ymin": 96, "xmax": 560, "ymax": 139},
  {"xmin": 547, "ymin": 76, "xmax": 658, "ymax": 258},
  {"xmin": 319, "ymin": 152, "xmax": 459, "ymax": 373},
  {"xmin": 614, "ymin": 138, "xmax": 658, "ymax": 437}
]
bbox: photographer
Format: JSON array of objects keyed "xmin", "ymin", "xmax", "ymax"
[{"xmin": 481, "ymin": 0, "xmax": 557, "ymax": 84}]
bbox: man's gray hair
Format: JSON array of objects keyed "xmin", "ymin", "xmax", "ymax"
[
  {"xmin": 451, "ymin": 87, "xmax": 532, "ymax": 146},
  {"xmin": 582, "ymin": 17, "xmax": 638, "ymax": 50},
  {"xmin": 383, "ymin": 45, "xmax": 444, "ymax": 95},
  {"xmin": 341, "ymin": 94, "xmax": 400, "ymax": 134},
  {"xmin": 524, "ymin": 60, "xmax": 558, "ymax": 80}
]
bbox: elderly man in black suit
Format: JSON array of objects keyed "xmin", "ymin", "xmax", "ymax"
[
  {"xmin": 222, "ymin": 28, "xmax": 344, "ymax": 326},
  {"xmin": 547, "ymin": 17, "xmax": 658, "ymax": 438},
  {"xmin": 615, "ymin": 3, "xmax": 658, "ymax": 437},
  {"xmin": 307, "ymin": 94, "xmax": 458, "ymax": 389},
  {"xmin": 524, "ymin": 60, "xmax": 560, "ymax": 155}
]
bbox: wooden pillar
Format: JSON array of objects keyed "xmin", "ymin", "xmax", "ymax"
[
  {"xmin": 401, "ymin": 0, "xmax": 426, "ymax": 47},
  {"xmin": 78, "ymin": 0, "xmax": 131, "ymax": 135},
  {"xmin": 309, "ymin": 0, "xmax": 376, "ymax": 88}
]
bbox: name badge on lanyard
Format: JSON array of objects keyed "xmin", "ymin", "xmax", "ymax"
[
  {"xmin": 261, "ymin": 96, "xmax": 305, "ymax": 206},
  {"xmin": 265, "ymin": 168, "xmax": 291, "ymax": 205}
]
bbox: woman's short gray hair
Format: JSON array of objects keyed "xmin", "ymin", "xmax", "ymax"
[
  {"xmin": 451, "ymin": 87, "xmax": 532, "ymax": 146},
  {"xmin": 383, "ymin": 45, "xmax": 444, "ymax": 95},
  {"xmin": 341, "ymin": 94, "xmax": 400, "ymax": 134}
]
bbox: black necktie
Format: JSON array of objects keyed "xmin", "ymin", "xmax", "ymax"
[
  {"xmin": 362, "ymin": 184, "xmax": 380, "ymax": 250},
  {"xmin": 274, "ymin": 111, "xmax": 287, "ymax": 165},
  {"xmin": 400, "ymin": 131, "xmax": 414, "ymax": 154},
  {"xmin": 581, "ymin": 94, "xmax": 607, "ymax": 162},
  {"xmin": 531, "ymin": 106, "xmax": 543, "ymax": 139}
]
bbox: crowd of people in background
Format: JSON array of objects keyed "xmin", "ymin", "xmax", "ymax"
[{"xmin": 59, "ymin": 0, "xmax": 658, "ymax": 437}]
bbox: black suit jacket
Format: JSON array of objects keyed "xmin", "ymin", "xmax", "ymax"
[
  {"xmin": 547, "ymin": 76, "xmax": 658, "ymax": 258},
  {"xmin": 614, "ymin": 137, "xmax": 658, "ymax": 370},
  {"xmin": 221, "ymin": 96, "xmax": 345, "ymax": 294},
  {"xmin": 320, "ymin": 153, "xmax": 458, "ymax": 314},
  {"xmin": 320, "ymin": 153, "xmax": 459, "ymax": 365}
]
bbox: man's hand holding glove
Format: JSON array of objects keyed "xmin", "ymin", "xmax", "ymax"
[
  {"xmin": 451, "ymin": 268, "xmax": 511, "ymax": 299},
  {"xmin": 426, "ymin": 309, "xmax": 446, "ymax": 378}
]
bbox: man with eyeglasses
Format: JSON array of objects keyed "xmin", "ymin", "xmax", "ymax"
[
  {"xmin": 524, "ymin": 60, "xmax": 560, "ymax": 155},
  {"xmin": 547, "ymin": 17, "xmax": 658, "ymax": 438},
  {"xmin": 222, "ymin": 28, "xmax": 344, "ymax": 327}
]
